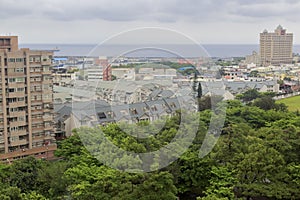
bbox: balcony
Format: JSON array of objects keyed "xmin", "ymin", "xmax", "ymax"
[
  {"xmin": 9, "ymin": 111, "xmax": 26, "ymax": 118},
  {"xmin": 9, "ymin": 130, "xmax": 27, "ymax": 137},
  {"xmin": 32, "ymin": 135, "xmax": 45, "ymax": 141},
  {"xmin": 31, "ymin": 109, "xmax": 43, "ymax": 114},
  {"xmin": 41, "ymin": 60, "xmax": 52, "ymax": 65},
  {"xmin": 44, "ymin": 135, "xmax": 54, "ymax": 140},
  {"xmin": 9, "ymin": 120, "xmax": 27, "ymax": 127},
  {"xmin": 30, "ymin": 99, "xmax": 43, "ymax": 104},
  {"xmin": 43, "ymin": 108, "xmax": 52, "ymax": 112},
  {"xmin": 30, "ymin": 80, "xmax": 42, "ymax": 84},
  {"xmin": 0, "ymin": 144, "xmax": 57, "ymax": 160},
  {"xmin": 32, "ymin": 138, "xmax": 44, "ymax": 145},
  {"xmin": 7, "ymin": 92, "xmax": 25, "ymax": 98},
  {"xmin": 31, "ymin": 118, "xmax": 44, "ymax": 124},
  {"xmin": 30, "ymin": 91, "xmax": 43, "ymax": 95},
  {"xmin": 7, "ymin": 82, "xmax": 25, "ymax": 88},
  {"xmin": 30, "ymin": 74, "xmax": 43, "ymax": 79},
  {"xmin": 7, "ymin": 72, "xmax": 25, "ymax": 77},
  {"xmin": 32, "ymin": 127, "xmax": 44, "ymax": 133},
  {"xmin": 42, "ymin": 70, "xmax": 52, "ymax": 75},
  {"xmin": 43, "ymin": 115, "xmax": 53, "ymax": 121},
  {"xmin": 44, "ymin": 126, "xmax": 53, "ymax": 131},
  {"xmin": 42, "ymin": 98, "xmax": 52, "ymax": 103},
  {"xmin": 8, "ymin": 101, "xmax": 26, "ymax": 108},
  {"xmin": 7, "ymin": 62, "xmax": 25, "ymax": 68},
  {"xmin": 42, "ymin": 80, "xmax": 52, "ymax": 85},
  {"xmin": 41, "ymin": 90, "xmax": 52, "ymax": 94},
  {"xmin": 9, "ymin": 139, "xmax": 28, "ymax": 147}
]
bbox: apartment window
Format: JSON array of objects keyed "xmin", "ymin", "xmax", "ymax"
[
  {"xmin": 16, "ymin": 68, "xmax": 24, "ymax": 73},
  {"xmin": 43, "ymin": 66, "xmax": 50, "ymax": 71},
  {"xmin": 19, "ymin": 126, "xmax": 26, "ymax": 130},
  {"xmin": 16, "ymin": 77, "xmax": 25, "ymax": 82},
  {"xmin": 8, "ymin": 78, "xmax": 15, "ymax": 83},
  {"xmin": 170, "ymin": 102, "xmax": 177, "ymax": 108},
  {"xmin": 45, "ymin": 131, "xmax": 51, "ymax": 136},
  {"xmin": 16, "ymin": 58, "xmax": 23, "ymax": 62},
  {"xmin": 30, "ymin": 56, "xmax": 41, "ymax": 62},
  {"xmin": 43, "ymin": 76, "xmax": 51, "ymax": 81},
  {"xmin": 107, "ymin": 111, "xmax": 115, "ymax": 118},
  {"xmin": 18, "ymin": 116, "xmax": 25, "ymax": 121},
  {"xmin": 97, "ymin": 112, "xmax": 106, "ymax": 119},
  {"xmin": 10, "ymin": 108, "xmax": 17, "ymax": 112},
  {"xmin": 8, "ymin": 98, "xmax": 17, "ymax": 103},
  {"xmin": 10, "ymin": 127, "xmax": 18, "ymax": 132},
  {"xmin": 130, "ymin": 108, "xmax": 138, "ymax": 115},
  {"xmin": 36, "ymin": 95, "xmax": 42, "ymax": 100},
  {"xmin": 43, "ymin": 84, "xmax": 50, "ymax": 90},
  {"xmin": 17, "ymin": 88, "xmax": 24, "ymax": 92},
  {"xmin": 31, "ymin": 95, "xmax": 42, "ymax": 101},
  {"xmin": 10, "ymin": 136, "xmax": 18, "ymax": 141},
  {"xmin": 8, "ymin": 88, "xmax": 15, "ymax": 93},
  {"xmin": 8, "ymin": 58, "xmax": 15, "ymax": 62},
  {"xmin": 19, "ymin": 136, "xmax": 27, "ymax": 141},
  {"xmin": 151, "ymin": 105, "xmax": 158, "ymax": 111},
  {"xmin": 42, "ymin": 94, "xmax": 51, "ymax": 100}
]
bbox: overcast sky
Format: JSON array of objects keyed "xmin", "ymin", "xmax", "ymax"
[{"xmin": 1, "ymin": 0, "xmax": 300, "ymax": 44}]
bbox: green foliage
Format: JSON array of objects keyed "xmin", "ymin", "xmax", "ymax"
[
  {"xmin": 36, "ymin": 161, "xmax": 68, "ymax": 199},
  {"xmin": 8, "ymin": 156, "xmax": 44, "ymax": 193},
  {"xmin": 1, "ymin": 101, "xmax": 300, "ymax": 199},
  {"xmin": 238, "ymin": 89, "xmax": 261, "ymax": 102},
  {"xmin": 0, "ymin": 187, "xmax": 22, "ymax": 200},
  {"xmin": 249, "ymin": 70, "xmax": 259, "ymax": 77},
  {"xmin": 252, "ymin": 96, "xmax": 287, "ymax": 111},
  {"xmin": 201, "ymin": 166, "xmax": 236, "ymax": 199},
  {"xmin": 21, "ymin": 191, "xmax": 49, "ymax": 200}
]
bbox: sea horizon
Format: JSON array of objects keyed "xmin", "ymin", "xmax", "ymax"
[{"xmin": 19, "ymin": 43, "xmax": 300, "ymax": 58}]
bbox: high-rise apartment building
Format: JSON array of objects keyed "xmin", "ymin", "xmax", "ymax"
[
  {"xmin": 0, "ymin": 36, "xmax": 56, "ymax": 162},
  {"xmin": 260, "ymin": 25, "xmax": 293, "ymax": 66},
  {"xmin": 95, "ymin": 56, "xmax": 112, "ymax": 81}
]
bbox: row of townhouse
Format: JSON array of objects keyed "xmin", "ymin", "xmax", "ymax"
[{"xmin": 54, "ymin": 97, "xmax": 195, "ymax": 137}]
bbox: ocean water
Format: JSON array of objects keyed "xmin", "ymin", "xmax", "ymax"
[{"xmin": 19, "ymin": 44, "xmax": 300, "ymax": 58}]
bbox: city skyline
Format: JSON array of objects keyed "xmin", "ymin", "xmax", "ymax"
[{"xmin": 1, "ymin": 0, "xmax": 300, "ymax": 44}]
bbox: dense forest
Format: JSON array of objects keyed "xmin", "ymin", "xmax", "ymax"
[{"xmin": 0, "ymin": 96, "xmax": 300, "ymax": 200}]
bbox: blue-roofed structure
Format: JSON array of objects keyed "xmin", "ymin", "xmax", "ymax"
[
  {"xmin": 178, "ymin": 66, "xmax": 195, "ymax": 71},
  {"xmin": 53, "ymin": 57, "xmax": 68, "ymax": 61}
]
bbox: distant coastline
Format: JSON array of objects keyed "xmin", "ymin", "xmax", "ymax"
[{"xmin": 19, "ymin": 44, "xmax": 300, "ymax": 58}]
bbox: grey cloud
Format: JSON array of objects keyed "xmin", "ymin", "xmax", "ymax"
[
  {"xmin": 0, "ymin": 0, "xmax": 299, "ymax": 23},
  {"xmin": 0, "ymin": 0, "xmax": 228, "ymax": 22},
  {"xmin": 0, "ymin": 0, "xmax": 37, "ymax": 18},
  {"xmin": 229, "ymin": 0, "xmax": 300, "ymax": 19}
]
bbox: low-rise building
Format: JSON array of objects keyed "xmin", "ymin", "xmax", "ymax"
[{"xmin": 54, "ymin": 97, "xmax": 193, "ymax": 136}]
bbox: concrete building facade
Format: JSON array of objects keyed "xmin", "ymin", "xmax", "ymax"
[
  {"xmin": 0, "ymin": 36, "xmax": 56, "ymax": 162},
  {"xmin": 260, "ymin": 25, "xmax": 293, "ymax": 67}
]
